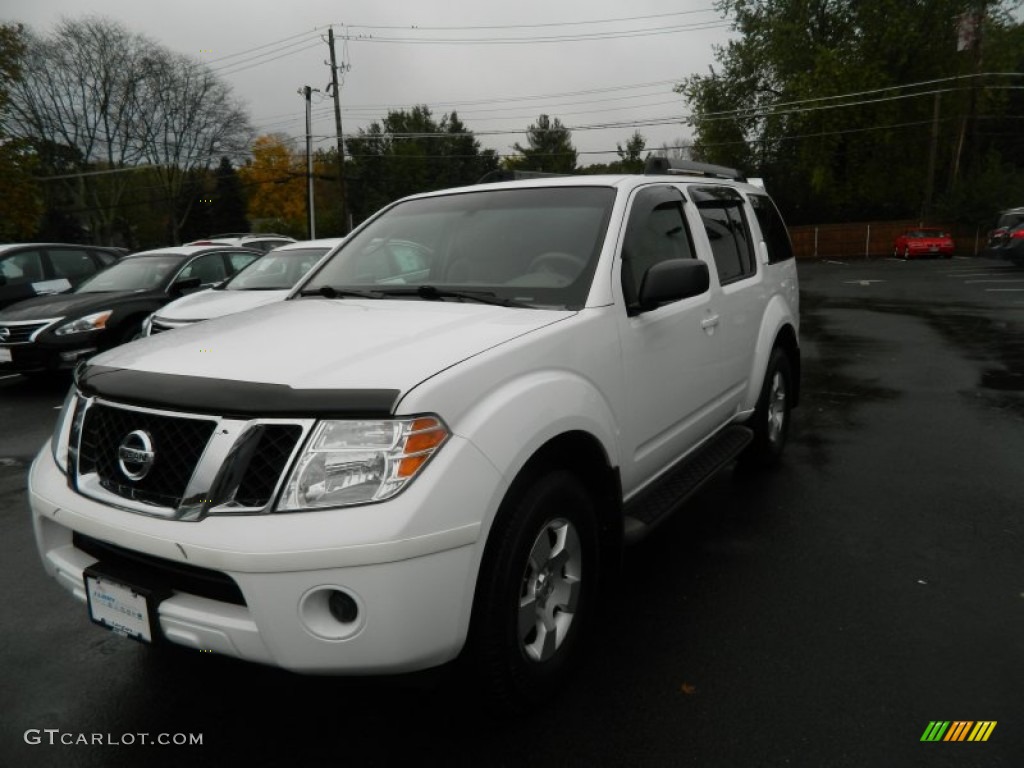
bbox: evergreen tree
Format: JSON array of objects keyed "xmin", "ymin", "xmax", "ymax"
[
  {"xmin": 345, "ymin": 106, "xmax": 497, "ymax": 224},
  {"xmin": 211, "ymin": 157, "xmax": 248, "ymax": 233},
  {"xmin": 510, "ymin": 114, "xmax": 577, "ymax": 173}
]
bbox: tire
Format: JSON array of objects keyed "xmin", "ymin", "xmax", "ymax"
[
  {"xmin": 741, "ymin": 346, "xmax": 793, "ymax": 468},
  {"xmin": 468, "ymin": 469, "xmax": 599, "ymax": 712}
]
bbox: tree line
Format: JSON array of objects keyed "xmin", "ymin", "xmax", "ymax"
[
  {"xmin": 2, "ymin": 7, "xmax": 1021, "ymax": 248},
  {"xmin": 679, "ymin": 0, "xmax": 1024, "ymax": 226}
]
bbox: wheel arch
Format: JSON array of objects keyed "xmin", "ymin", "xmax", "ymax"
[
  {"xmin": 745, "ymin": 294, "xmax": 801, "ymax": 410},
  {"xmin": 466, "ymin": 429, "xmax": 623, "ymax": 639}
]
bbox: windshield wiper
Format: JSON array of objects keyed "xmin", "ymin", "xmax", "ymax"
[
  {"xmin": 298, "ymin": 285, "xmax": 386, "ymax": 299},
  {"xmin": 374, "ymin": 285, "xmax": 529, "ymax": 307}
]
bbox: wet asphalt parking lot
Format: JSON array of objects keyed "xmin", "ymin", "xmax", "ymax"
[{"xmin": 2, "ymin": 255, "xmax": 1023, "ymax": 767}]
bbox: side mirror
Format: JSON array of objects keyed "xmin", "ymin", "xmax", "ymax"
[
  {"xmin": 636, "ymin": 259, "xmax": 709, "ymax": 313},
  {"xmin": 170, "ymin": 276, "xmax": 202, "ymax": 296}
]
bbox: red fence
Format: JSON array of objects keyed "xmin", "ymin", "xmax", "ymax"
[{"xmin": 788, "ymin": 220, "xmax": 986, "ymax": 259}]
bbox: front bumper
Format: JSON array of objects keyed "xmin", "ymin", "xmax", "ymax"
[
  {"xmin": 905, "ymin": 245, "xmax": 953, "ymax": 258},
  {"xmin": 0, "ymin": 339, "xmax": 100, "ymax": 373},
  {"xmin": 29, "ymin": 433, "xmax": 504, "ymax": 674},
  {"xmin": 990, "ymin": 239, "xmax": 1024, "ymax": 262}
]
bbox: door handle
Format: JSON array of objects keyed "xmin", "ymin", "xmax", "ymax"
[{"xmin": 700, "ymin": 314, "xmax": 720, "ymax": 330}]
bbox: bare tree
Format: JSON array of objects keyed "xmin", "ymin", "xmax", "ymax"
[
  {"xmin": 3, "ymin": 18, "xmax": 151, "ymax": 242},
  {"xmin": 134, "ymin": 51, "xmax": 252, "ymax": 243},
  {"xmin": 3, "ymin": 16, "xmax": 252, "ymax": 244}
]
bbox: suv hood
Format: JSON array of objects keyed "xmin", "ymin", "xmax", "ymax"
[
  {"xmin": 156, "ymin": 288, "xmax": 288, "ymax": 322},
  {"xmin": 91, "ymin": 297, "xmax": 571, "ymax": 396}
]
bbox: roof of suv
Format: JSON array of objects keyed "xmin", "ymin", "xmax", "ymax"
[
  {"xmin": 186, "ymin": 234, "xmax": 297, "ymax": 248},
  {"xmin": 125, "ymin": 245, "xmax": 260, "ymax": 258}
]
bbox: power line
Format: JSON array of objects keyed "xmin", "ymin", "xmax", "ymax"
[
  {"xmin": 212, "ymin": 40, "xmax": 324, "ymax": 77},
  {"xmin": 342, "ymin": 21, "xmax": 731, "ymax": 45},
  {"xmin": 205, "ymin": 29, "xmax": 322, "ymax": 64},
  {"xmin": 343, "ymin": 8, "xmax": 718, "ymax": 32}
]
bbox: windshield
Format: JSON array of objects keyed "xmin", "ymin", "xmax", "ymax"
[
  {"xmin": 909, "ymin": 229, "xmax": 946, "ymax": 238},
  {"xmin": 227, "ymin": 247, "xmax": 328, "ymax": 291},
  {"xmin": 302, "ymin": 187, "xmax": 616, "ymax": 309},
  {"xmin": 75, "ymin": 255, "xmax": 183, "ymax": 293}
]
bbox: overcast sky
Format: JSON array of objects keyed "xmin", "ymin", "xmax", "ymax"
[{"xmin": 5, "ymin": 0, "xmax": 737, "ymax": 165}]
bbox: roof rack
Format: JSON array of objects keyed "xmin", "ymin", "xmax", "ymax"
[
  {"xmin": 476, "ymin": 169, "xmax": 572, "ymax": 184},
  {"xmin": 644, "ymin": 157, "xmax": 746, "ymax": 182}
]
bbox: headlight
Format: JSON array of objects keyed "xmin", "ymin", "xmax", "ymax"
[
  {"xmin": 278, "ymin": 416, "xmax": 449, "ymax": 511},
  {"xmin": 54, "ymin": 310, "xmax": 113, "ymax": 336},
  {"xmin": 51, "ymin": 387, "xmax": 78, "ymax": 474}
]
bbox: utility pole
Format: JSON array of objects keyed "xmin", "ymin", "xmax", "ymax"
[
  {"xmin": 922, "ymin": 92, "xmax": 941, "ymax": 219},
  {"xmin": 326, "ymin": 27, "xmax": 350, "ymax": 234},
  {"xmin": 950, "ymin": 2, "xmax": 986, "ymax": 187},
  {"xmin": 298, "ymin": 85, "xmax": 319, "ymax": 239}
]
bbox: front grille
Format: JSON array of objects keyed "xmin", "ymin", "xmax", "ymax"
[
  {"xmin": 0, "ymin": 320, "xmax": 54, "ymax": 344},
  {"xmin": 78, "ymin": 403, "xmax": 217, "ymax": 508},
  {"xmin": 233, "ymin": 424, "xmax": 303, "ymax": 507},
  {"xmin": 74, "ymin": 532, "xmax": 246, "ymax": 605}
]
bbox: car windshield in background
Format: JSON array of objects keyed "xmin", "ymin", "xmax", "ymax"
[
  {"xmin": 75, "ymin": 256, "xmax": 182, "ymax": 293},
  {"xmin": 227, "ymin": 247, "xmax": 328, "ymax": 291},
  {"xmin": 303, "ymin": 186, "xmax": 616, "ymax": 309},
  {"xmin": 909, "ymin": 229, "xmax": 947, "ymax": 238}
]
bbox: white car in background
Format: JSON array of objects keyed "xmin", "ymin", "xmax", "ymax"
[{"xmin": 141, "ymin": 237, "xmax": 343, "ymax": 336}]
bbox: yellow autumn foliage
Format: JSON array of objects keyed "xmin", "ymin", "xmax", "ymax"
[{"xmin": 239, "ymin": 135, "xmax": 306, "ymax": 229}]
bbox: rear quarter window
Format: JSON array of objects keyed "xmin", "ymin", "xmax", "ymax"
[{"xmin": 748, "ymin": 194, "xmax": 794, "ymax": 264}]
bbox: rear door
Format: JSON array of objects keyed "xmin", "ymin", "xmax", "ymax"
[
  {"xmin": 688, "ymin": 185, "xmax": 766, "ymax": 416},
  {"xmin": 45, "ymin": 246, "xmax": 104, "ymax": 290},
  {"xmin": 0, "ymin": 248, "xmax": 47, "ymax": 310}
]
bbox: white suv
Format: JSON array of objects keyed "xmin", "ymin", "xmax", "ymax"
[{"xmin": 31, "ymin": 160, "xmax": 799, "ymax": 709}]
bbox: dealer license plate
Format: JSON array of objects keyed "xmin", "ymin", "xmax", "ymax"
[
  {"xmin": 85, "ymin": 572, "xmax": 154, "ymax": 643},
  {"xmin": 0, "ymin": 348, "xmax": 11, "ymax": 363}
]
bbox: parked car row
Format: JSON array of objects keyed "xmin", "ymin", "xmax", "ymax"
[{"xmin": 0, "ymin": 235, "xmax": 339, "ymax": 376}]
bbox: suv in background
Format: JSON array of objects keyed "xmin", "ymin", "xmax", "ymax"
[
  {"xmin": 986, "ymin": 208, "xmax": 1024, "ymax": 264},
  {"xmin": 186, "ymin": 233, "xmax": 297, "ymax": 253},
  {"xmin": 0, "ymin": 243, "xmax": 123, "ymax": 310},
  {"xmin": 31, "ymin": 159, "xmax": 799, "ymax": 709}
]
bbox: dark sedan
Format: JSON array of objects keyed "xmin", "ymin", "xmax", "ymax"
[
  {"xmin": 0, "ymin": 243, "xmax": 125, "ymax": 310},
  {"xmin": 0, "ymin": 245, "xmax": 259, "ymax": 375}
]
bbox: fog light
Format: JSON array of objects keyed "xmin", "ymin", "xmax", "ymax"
[
  {"xmin": 328, "ymin": 590, "xmax": 358, "ymax": 624},
  {"xmin": 298, "ymin": 585, "xmax": 365, "ymax": 640}
]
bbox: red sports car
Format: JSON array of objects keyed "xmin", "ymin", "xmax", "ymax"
[{"xmin": 893, "ymin": 228, "xmax": 955, "ymax": 259}]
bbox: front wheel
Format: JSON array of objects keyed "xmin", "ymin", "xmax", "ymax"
[
  {"xmin": 468, "ymin": 470, "xmax": 599, "ymax": 712},
  {"xmin": 741, "ymin": 346, "xmax": 793, "ymax": 468}
]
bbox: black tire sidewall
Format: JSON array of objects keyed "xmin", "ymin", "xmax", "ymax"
[
  {"xmin": 744, "ymin": 346, "xmax": 793, "ymax": 467},
  {"xmin": 469, "ymin": 469, "xmax": 600, "ymax": 711}
]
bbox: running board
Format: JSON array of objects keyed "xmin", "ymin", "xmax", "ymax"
[{"xmin": 622, "ymin": 425, "xmax": 753, "ymax": 544}]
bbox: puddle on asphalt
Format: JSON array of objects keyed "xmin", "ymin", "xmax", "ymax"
[
  {"xmin": 793, "ymin": 293, "xmax": 900, "ymax": 470},
  {"xmin": 814, "ymin": 296, "xmax": 1024, "ymax": 420}
]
